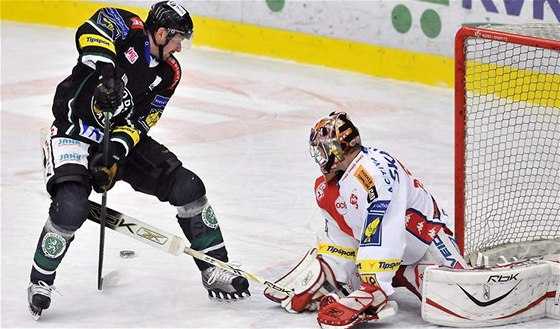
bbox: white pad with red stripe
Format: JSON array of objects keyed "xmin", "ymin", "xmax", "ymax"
[
  {"xmin": 422, "ymin": 259, "xmax": 559, "ymax": 327},
  {"xmin": 264, "ymin": 248, "xmax": 338, "ymax": 313}
]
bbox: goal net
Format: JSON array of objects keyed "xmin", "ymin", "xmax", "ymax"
[{"xmin": 455, "ymin": 24, "xmax": 560, "ymax": 265}]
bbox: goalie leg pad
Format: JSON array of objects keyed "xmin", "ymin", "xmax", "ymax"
[
  {"xmin": 422, "ymin": 260, "xmax": 556, "ymax": 327},
  {"xmin": 264, "ymin": 248, "xmax": 339, "ymax": 313}
]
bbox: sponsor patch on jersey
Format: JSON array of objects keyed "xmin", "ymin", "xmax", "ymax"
[
  {"xmin": 51, "ymin": 137, "xmax": 89, "ymax": 168},
  {"xmin": 335, "ymin": 196, "xmax": 348, "ymax": 215},
  {"xmin": 78, "ymin": 34, "xmax": 116, "ymax": 54},
  {"xmin": 315, "ymin": 181, "xmax": 326, "ymax": 201},
  {"xmin": 361, "ymin": 215, "xmax": 382, "ymax": 246},
  {"xmin": 368, "ymin": 200, "xmax": 389, "ymax": 212},
  {"xmin": 151, "ymin": 95, "xmax": 170, "ymax": 108},
  {"xmin": 354, "ymin": 165, "xmax": 375, "ymax": 192},
  {"xmin": 124, "ymin": 47, "xmax": 138, "ymax": 64},
  {"xmin": 367, "ymin": 186, "xmax": 378, "ymax": 203},
  {"xmin": 350, "ymin": 191, "xmax": 359, "ymax": 209},
  {"xmin": 360, "ymin": 200, "xmax": 389, "ymax": 246},
  {"xmin": 140, "ymin": 109, "xmax": 163, "ymax": 131},
  {"xmin": 360, "ymin": 273, "xmax": 379, "ymax": 286},
  {"xmin": 357, "ymin": 259, "xmax": 402, "ymax": 273},
  {"xmin": 78, "ymin": 120, "xmax": 103, "ymax": 143},
  {"xmin": 318, "ymin": 243, "xmax": 357, "ymax": 260},
  {"xmin": 130, "ymin": 16, "xmax": 144, "ymax": 30},
  {"xmin": 113, "ymin": 126, "xmax": 141, "ymax": 146}
]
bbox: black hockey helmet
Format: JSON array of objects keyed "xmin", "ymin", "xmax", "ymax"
[{"xmin": 146, "ymin": 1, "xmax": 194, "ymax": 44}]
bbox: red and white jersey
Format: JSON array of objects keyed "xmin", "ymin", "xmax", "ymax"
[{"xmin": 315, "ymin": 146, "xmax": 449, "ymax": 295}]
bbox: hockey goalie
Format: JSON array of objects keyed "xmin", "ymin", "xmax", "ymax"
[{"xmin": 264, "ymin": 112, "xmax": 559, "ymax": 328}]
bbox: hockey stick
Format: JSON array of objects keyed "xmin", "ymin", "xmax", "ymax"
[
  {"xmin": 87, "ymin": 201, "xmax": 294, "ymax": 296},
  {"xmin": 97, "ymin": 111, "xmax": 111, "ymax": 290}
]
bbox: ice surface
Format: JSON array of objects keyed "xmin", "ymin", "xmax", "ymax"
[{"xmin": 1, "ymin": 21, "xmax": 557, "ymax": 328}]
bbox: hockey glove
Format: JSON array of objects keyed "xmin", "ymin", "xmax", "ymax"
[
  {"xmin": 94, "ymin": 62, "xmax": 124, "ymax": 113},
  {"xmin": 89, "ymin": 141, "xmax": 125, "ymax": 193},
  {"xmin": 317, "ymin": 282, "xmax": 392, "ymax": 329}
]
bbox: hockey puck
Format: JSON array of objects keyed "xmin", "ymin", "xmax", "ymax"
[{"xmin": 119, "ymin": 250, "xmax": 135, "ymax": 258}]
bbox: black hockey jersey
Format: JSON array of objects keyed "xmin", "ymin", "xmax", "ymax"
[{"xmin": 51, "ymin": 7, "xmax": 181, "ymax": 153}]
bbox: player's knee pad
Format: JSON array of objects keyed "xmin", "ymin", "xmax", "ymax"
[
  {"xmin": 168, "ymin": 167, "xmax": 206, "ymax": 207},
  {"xmin": 49, "ymin": 182, "xmax": 90, "ymax": 231},
  {"xmin": 264, "ymin": 248, "xmax": 340, "ymax": 313},
  {"xmin": 46, "ymin": 170, "xmax": 91, "ymax": 197}
]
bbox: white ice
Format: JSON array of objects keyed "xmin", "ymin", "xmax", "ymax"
[{"xmin": 1, "ymin": 22, "xmax": 557, "ymax": 329}]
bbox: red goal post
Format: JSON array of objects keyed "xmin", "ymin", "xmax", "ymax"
[{"xmin": 455, "ymin": 24, "xmax": 560, "ymax": 265}]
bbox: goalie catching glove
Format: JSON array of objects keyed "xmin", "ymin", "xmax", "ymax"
[
  {"xmin": 264, "ymin": 248, "xmax": 340, "ymax": 313},
  {"xmin": 317, "ymin": 282, "xmax": 394, "ymax": 329}
]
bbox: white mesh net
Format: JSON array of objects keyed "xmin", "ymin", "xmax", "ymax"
[{"xmin": 460, "ymin": 24, "xmax": 560, "ymax": 263}]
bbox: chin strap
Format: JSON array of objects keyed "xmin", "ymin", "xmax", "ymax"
[
  {"xmin": 150, "ymin": 29, "xmax": 169, "ymax": 63},
  {"xmin": 157, "ymin": 44, "xmax": 164, "ymax": 63}
]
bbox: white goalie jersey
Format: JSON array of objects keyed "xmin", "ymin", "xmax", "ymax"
[{"xmin": 315, "ymin": 146, "xmax": 464, "ymax": 296}]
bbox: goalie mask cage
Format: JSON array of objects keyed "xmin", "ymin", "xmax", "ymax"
[{"xmin": 455, "ymin": 24, "xmax": 560, "ymax": 265}]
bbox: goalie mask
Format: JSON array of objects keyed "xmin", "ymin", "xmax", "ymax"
[{"xmin": 309, "ymin": 112, "xmax": 361, "ymax": 174}]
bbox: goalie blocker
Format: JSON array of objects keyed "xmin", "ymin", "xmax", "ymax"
[{"xmin": 422, "ymin": 258, "xmax": 559, "ymax": 327}]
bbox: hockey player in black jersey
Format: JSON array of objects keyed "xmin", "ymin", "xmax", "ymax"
[{"xmin": 28, "ymin": 1, "xmax": 250, "ymax": 319}]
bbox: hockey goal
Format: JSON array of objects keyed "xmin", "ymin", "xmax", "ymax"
[{"xmin": 455, "ymin": 24, "xmax": 560, "ymax": 265}]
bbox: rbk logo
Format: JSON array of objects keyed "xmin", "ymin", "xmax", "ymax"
[{"xmin": 457, "ymin": 281, "xmax": 522, "ymax": 307}]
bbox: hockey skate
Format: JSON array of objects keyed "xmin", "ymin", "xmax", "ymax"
[
  {"xmin": 27, "ymin": 281, "xmax": 57, "ymax": 320},
  {"xmin": 201, "ymin": 266, "xmax": 251, "ymax": 302}
]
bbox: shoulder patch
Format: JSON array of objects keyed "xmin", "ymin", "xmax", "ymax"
[
  {"xmin": 130, "ymin": 16, "xmax": 144, "ymax": 30},
  {"xmin": 78, "ymin": 34, "xmax": 116, "ymax": 54},
  {"xmin": 105, "ymin": 8, "xmax": 129, "ymax": 39},
  {"xmin": 354, "ymin": 165, "xmax": 375, "ymax": 192}
]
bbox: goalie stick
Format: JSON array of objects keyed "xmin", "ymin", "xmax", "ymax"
[{"xmin": 87, "ymin": 201, "xmax": 293, "ymax": 296}]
